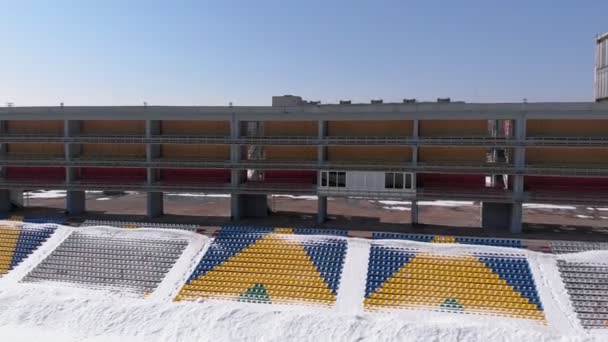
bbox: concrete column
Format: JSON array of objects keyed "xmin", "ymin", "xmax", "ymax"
[
  {"xmin": 145, "ymin": 120, "xmax": 163, "ymax": 218},
  {"xmin": 510, "ymin": 202, "xmax": 523, "ymax": 234},
  {"xmin": 317, "ymin": 120, "xmax": 327, "ymax": 165},
  {"xmin": 317, "ymin": 195, "xmax": 327, "ymax": 224},
  {"xmin": 316, "ymin": 120, "xmax": 328, "ymax": 224},
  {"xmin": 510, "ymin": 114, "xmax": 526, "ymax": 234},
  {"xmin": 411, "ymin": 200, "xmax": 419, "ymax": 225},
  {"xmin": 231, "ymin": 194, "xmax": 241, "ymax": 221},
  {"xmin": 147, "ymin": 192, "xmax": 163, "ymax": 218},
  {"xmin": 0, "ymin": 190, "xmax": 10, "ymax": 212},
  {"xmin": 411, "ymin": 119, "xmax": 419, "ymax": 225},
  {"xmin": 230, "ymin": 116, "xmax": 242, "ymax": 221},
  {"xmin": 67, "ymin": 190, "xmax": 85, "ymax": 216},
  {"xmin": 64, "ymin": 120, "xmax": 85, "ymax": 215}
]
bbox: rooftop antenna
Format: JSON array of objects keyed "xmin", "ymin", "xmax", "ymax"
[
  {"xmin": 143, "ymin": 101, "xmax": 148, "ymax": 107},
  {"xmin": 60, "ymin": 102, "xmax": 64, "ymax": 107},
  {"xmin": 6, "ymin": 102, "xmax": 14, "ymax": 108},
  {"xmin": 229, "ymin": 101, "xmax": 233, "ymax": 107}
]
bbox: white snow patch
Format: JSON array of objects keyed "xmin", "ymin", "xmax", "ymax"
[
  {"xmin": 376, "ymin": 200, "xmax": 410, "ymax": 206},
  {"xmin": 575, "ymin": 215, "xmax": 594, "ymax": 219},
  {"xmin": 418, "ymin": 200, "xmax": 475, "ymax": 207},
  {"xmin": 96, "ymin": 197, "xmax": 112, "ymax": 201},
  {"xmin": 271, "ymin": 195, "xmax": 318, "ymax": 200},
  {"xmin": 23, "ymin": 190, "xmax": 67, "ymax": 199},
  {"xmin": 381, "ymin": 206, "xmax": 411, "ymax": 211},
  {"xmin": 165, "ymin": 193, "xmax": 231, "ymax": 198},
  {"xmin": 524, "ymin": 204, "xmax": 577, "ymax": 210}
]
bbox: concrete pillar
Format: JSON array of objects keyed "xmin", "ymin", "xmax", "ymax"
[
  {"xmin": 232, "ymin": 194, "xmax": 268, "ymax": 220},
  {"xmin": 411, "ymin": 200, "xmax": 419, "ymax": 225},
  {"xmin": 240, "ymin": 194, "xmax": 268, "ymax": 218},
  {"xmin": 231, "ymin": 194, "xmax": 241, "ymax": 221},
  {"xmin": 145, "ymin": 120, "xmax": 162, "ymax": 217},
  {"xmin": 510, "ymin": 114, "xmax": 526, "ymax": 233},
  {"xmin": 147, "ymin": 192, "xmax": 163, "ymax": 218},
  {"xmin": 318, "ymin": 120, "xmax": 327, "ymax": 165},
  {"xmin": 317, "ymin": 195, "xmax": 327, "ymax": 224},
  {"xmin": 0, "ymin": 190, "xmax": 10, "ymax": 212},
  {"xmin": 510, "ymin": 202, "xmax": 523, "ymax": 234},
  {"xmin": 67, "ymin": 190, "xmax": 85, "ymax": 216},
  {"xmin": 411, "ymin": 120, "xmax": 419, "ymax": 225},
  {"xmin": 481, "ymin": 202, "xmax": 511, "ymax": 231}
]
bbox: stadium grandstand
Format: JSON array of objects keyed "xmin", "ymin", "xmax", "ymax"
[{"xmin": 1, "ymin": 97, "xmax": 608, "ymax": 234}]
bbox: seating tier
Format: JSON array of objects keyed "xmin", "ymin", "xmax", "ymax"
[{"xmin": 176, "ymin": 227, "xmax": 347, "ymax": 306}]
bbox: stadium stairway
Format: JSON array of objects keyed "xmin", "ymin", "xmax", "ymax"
[{"xmin": 175, "ymin": 226, "xmax": 348, "ymax": 306}]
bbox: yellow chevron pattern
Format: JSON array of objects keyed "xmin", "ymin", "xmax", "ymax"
[
  {"xmin": 432, "ymin": 235, "xmax": 457, "ymax": 243},
  {"xmin": 176, "ymin": 228, "xmax": 336, "ymax": 305},
  {"xmin": 0, "ymin": 228, "xmax": 21, "ymax": 275},
  {"xmin": 365, "ymin": 253, "xmax": 545, "ymax": 321}
]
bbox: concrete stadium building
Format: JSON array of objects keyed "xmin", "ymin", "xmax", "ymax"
[{"xmin": 1, "ymin": 95, "xmax": 608, "ymax": 234}]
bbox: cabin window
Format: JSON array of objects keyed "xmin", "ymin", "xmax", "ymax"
[
  {"xmin": 385, "ymin": 172, "xmax": 413, "ymax": 190},
  {"xmin": 320, "ymin": 171, "xmax": 346, "ymax": 188}
]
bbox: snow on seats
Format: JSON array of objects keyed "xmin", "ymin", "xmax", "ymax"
[
  {"xmin": 557, "ymin": 259, "xmax": 608, "ymax": 329},
  {"xmin": 175, "ymin": 226, "xmax": 348, "ymax": 306},
  {"xmin": 22, "ymin": 229, "xmax": 188, "ymax": 295}
]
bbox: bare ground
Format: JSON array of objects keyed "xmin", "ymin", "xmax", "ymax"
[{"xmin": 16, "ymin": 191, "xmax": 608, "ymax": 242}]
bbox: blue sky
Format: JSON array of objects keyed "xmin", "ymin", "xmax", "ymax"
[{"xmin": 1, "ymin": 0, "xmax": 607, "ymax": 106}]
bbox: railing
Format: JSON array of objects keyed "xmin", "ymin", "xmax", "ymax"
[
  {"xmin": 3, "ymin": 133, "xmax": 608, "ymax": 147},
  {"xmin": 2, "ymin": 155, "xmax": 608, "ymax": 177}
]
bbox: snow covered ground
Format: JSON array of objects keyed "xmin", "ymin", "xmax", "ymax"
[{"xmin": 0, "ymin": 224, "xmax": 606, "ymax": 341}]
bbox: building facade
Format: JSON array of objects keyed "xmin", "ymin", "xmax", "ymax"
[{"xmin": 1, "ymin": 97, "xmax": 608, "ymax": 233}]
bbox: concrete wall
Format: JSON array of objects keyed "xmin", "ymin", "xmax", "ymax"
[
  {"xmin": 527, "ymin": 119, "xmax": 608, "ymax": 137},
  {"xmin": 264, "ymin": 146, "xmax": 317, "ymax": 160},
  {"xmin": 6, "ymin": 143, "xmax": 64, "ymax": 156},
  {"xmin": 419, "ymin": 120, "xmax": 488, "ymax": 136},
  {"xmin": 81, "ymin": 143, "xmax": 146, "ymax": 157},
  {"xmin": 160, "ymin": 120, "xmax": 230, "ymax": 135},
  {"xmin": 6, "ymin": 120, "xmax": 63, "ymax": 134},
  {"xmin": 81, "ymin": 120, "xmax": 145, "ymax": 135},
  {"xmin": 327, "ymin": 146, "xmax": 412, "ymax": 162},
  {"xmin": 327, "ymin": 120, "xmax": 413, "ymax": 137},
  {"xmin": 418, "ymin": 147, "xmax": 488, "ymax": 162},
  {"xmin": 526, "ymin": 147, "xmax": 608, "ymax": 165},
  {"xmin": 264, "ymin": 121, "xmax": 317, "ymax": 136},
  {"xmin": 160, "ymin": 144, "xmax": 230, "ymax": 159}
]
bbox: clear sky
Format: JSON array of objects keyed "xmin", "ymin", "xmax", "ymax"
[{"xmin": 2, "ymin": 0, "xmax": 607, "ymax": 106}]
